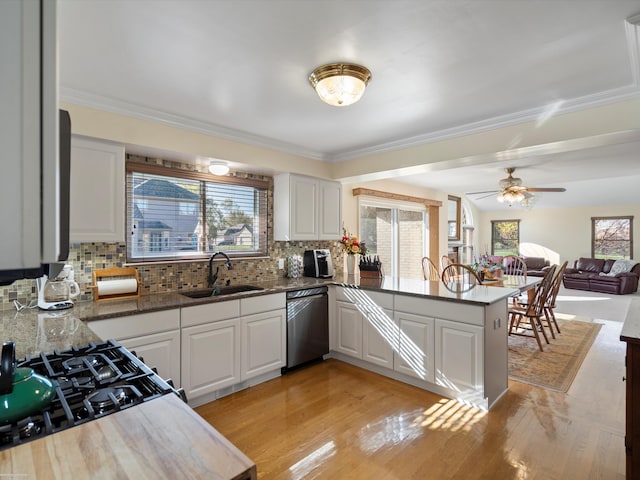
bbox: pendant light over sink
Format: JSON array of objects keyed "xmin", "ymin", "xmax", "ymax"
[{"xmin": 309, "ymin": 63, "xmax": 372, "ymax": 106}]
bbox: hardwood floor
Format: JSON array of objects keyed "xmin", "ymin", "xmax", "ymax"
[{"xmin": 196, "ymin": 317, "xmax": 626, "ymax": 479}]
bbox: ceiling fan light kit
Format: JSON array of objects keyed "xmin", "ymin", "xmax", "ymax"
[
  {"xmin": 309, "ymin": 63, "xmax": 371, "ymax": 106},
  {"xmin": 467, "ymin": 167, "xmax": 567, "ymax": 208}
]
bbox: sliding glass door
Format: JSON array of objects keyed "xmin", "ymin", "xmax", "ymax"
[{"xmin": 360, "ymin": 200, "xmax": 428, "ymax": 279}]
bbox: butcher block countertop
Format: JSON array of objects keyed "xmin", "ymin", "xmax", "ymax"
[{"xmin": 0, "ymin": 394, "xmax": 256, "ymax": 480}]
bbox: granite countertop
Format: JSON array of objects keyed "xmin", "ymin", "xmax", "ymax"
[{"xmin": 2, "ymin": 273, "xmax": 518, "ymax": 359}]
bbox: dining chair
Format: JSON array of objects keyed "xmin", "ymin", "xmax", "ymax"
[
  {"xmin": 441, "ymin": 255, "xmax": 453, "ymax": 272},
  {"xmin": 543, "ymin": 260, "xmax": 568, "ymax": 336},
  {"xmin": 508, "ymin": 264, "xmax": 557, "ymax": 351},
  {"xmin": 502, "ymin": 255, "xmax": 527, "ymax": 306},
  {"xmin": 441, "ymin": 263, "xmax": 482, "ymax": 292},
  {"xmin": 421, "ymin": 257, "xmax": 440, "ymax": 281},
  {"xmin": 503, "ymin": 255, "xmax": 527, "ymax": 279}
]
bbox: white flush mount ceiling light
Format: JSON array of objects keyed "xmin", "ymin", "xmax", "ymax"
[
  {"xmin": 308, "ymin": 63, "xmax": 372, "ymax": 106},
  {"xmin": 208, "ymin": 161, "xmax": 229, "ymax": 175}
]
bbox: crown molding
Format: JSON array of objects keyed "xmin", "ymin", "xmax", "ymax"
[
  {"xmin": 62, "ymin": 82, "xmax": 640, "ymax": 166},
  {"xmin": 59, "ymin": 87, "xmax": 325, "ymax": 161}
]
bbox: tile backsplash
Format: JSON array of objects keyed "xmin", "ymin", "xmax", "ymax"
[{"xmin": 1, "ymin": 241, "xmax": 342, "ymax": 311}]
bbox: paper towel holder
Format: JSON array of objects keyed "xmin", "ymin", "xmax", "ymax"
[{"xmin": 90, "ymin": 266, "xmax": 140, "ymax": 302}]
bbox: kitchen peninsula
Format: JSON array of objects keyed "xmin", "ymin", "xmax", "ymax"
[{"xmin": 0, "ymin": 273, "xmax": 518, "ymax": 478}]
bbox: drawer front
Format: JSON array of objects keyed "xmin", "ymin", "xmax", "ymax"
[
  {"xmin": 181, "ymin": 300, "xmax": 240, "ymax": 327},
  {"xmin": 241, "ymin": 293, "xmax": 286, "ymax": 316},
  {"xmin": 334, "ymin": 287, "xmax": 393, "ymax": 310},
  {"xmin": 88, "ymin": 309, "xmax": 180, "ymax": 340}
]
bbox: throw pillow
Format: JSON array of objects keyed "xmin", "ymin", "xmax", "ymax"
[{"xmin": 599, "ymin": 259, "xmax": 638, "ymax": 276}]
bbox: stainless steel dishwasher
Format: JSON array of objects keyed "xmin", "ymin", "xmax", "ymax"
[{"xmin": 284, "ymin": 286, "xmax": 329, "ymax": 371}]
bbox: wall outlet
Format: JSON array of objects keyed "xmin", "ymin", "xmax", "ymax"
[{"xmin": 278, "ymin": 258, "xmax": 285, "ymax": 270}]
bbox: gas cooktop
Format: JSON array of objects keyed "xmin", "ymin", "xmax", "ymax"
[{"xmin": 0, "ymin": 340, "xmax": 186, "ymax": 450}]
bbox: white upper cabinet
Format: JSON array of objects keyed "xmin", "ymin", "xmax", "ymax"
[
  {"xmin": 0, "ymin": 0, "xmax": 59, "ymax": 271},
  {"xmin": 273, "ymin": 173, "xmax": 342, "ymax": 241},
  {"xmin": 70, "ymin": 136, "xmax": 125, "ymax": 243}
]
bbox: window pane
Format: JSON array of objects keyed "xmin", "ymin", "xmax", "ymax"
[
  {"xmin": 398, "ymin": 209, "xmax": 424, "ymax": 279},
  {"xmin": 592, "ymin": 217, "xmax": 633, "ymax": 259},
  {"xmin": 360, "ymin": 205, "xmax": 393, "ymax": 273},
  {"xmin": 127, "ymin": 167, "xmax": 267, "ymax": 262},
  {"xmin": 206, "ymin": 182, "xmax": 262, "ymax": 253},
  {"xmin": 491, "ymin": 220, "xmax": 519, "ymax": 256},
  {"xmin": 129, "ymin": 172, "xmax": 202, "ymax": 260},
  {"xmin": 360, "ymin": 204, "xmax": 427, "ymax": 279}
]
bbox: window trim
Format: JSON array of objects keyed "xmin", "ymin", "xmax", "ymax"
[
  {"xmin": 591, "ymin": 215, "xmax": 634, "ymax": 259},
  {"xmin": 125, "ymin": 162, "xmax": 269, "ymax": 263}
]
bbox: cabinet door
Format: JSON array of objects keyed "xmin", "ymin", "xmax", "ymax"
[
  {"xmin": 241, "ymin": 309, "xmax": 286, "ymax": 380},
  {"xmin": 181, "ymin": 319, "xmax": 241, "ymax": 400},
  {"xmin": 120, "ymin": 330, "xmax": 181, "ymax": 387},
  {"xmin": 334, "ymin": 301, "xmax": 363, "ymax": 359},
  {"xmin": 393, "ymin": 312, "xmax": 435, "ymax": 382},
  {"xmin": 70, "ymin": 136, "xmax": 125, "ymax": 242},
  {"xmin": 435, "ymin": 319, "xmax": 483, "ymax": 392},
  {"xmin": 318, "ymin": 180, "xmax": 342, "ymax": 240},
  {"xmin": 362, "ymin": 307, "xmax": 395, "ymax": 368},
  {"xmin": 290, "ymin": 175, "xmax": 319, "ymax": 240}
]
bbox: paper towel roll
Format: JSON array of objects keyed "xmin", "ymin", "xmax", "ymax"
[{"xmin": 96, "ymin": 279, "xmax": 138, "ymax": 296}]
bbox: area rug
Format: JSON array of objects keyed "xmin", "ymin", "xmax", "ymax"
[{"xmin": 508, "ymin": 317, "xmax": 602, "ymax": 392}]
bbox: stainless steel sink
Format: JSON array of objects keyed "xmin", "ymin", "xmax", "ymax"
[{"xmin": 180, "ymin": 285, "xmax": 264, "ymax": 298}]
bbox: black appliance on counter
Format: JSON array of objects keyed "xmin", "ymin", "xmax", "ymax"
[
  {"xmin": 303, "ymin": 249, "xmax": 334, "ymax": 278},
  {"xmin": 0, "ymin": 340, "xmax": 186, "ymax": 451}
]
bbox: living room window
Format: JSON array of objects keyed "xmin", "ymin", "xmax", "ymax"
[
  {"xmin": 592, "ymin": 216, "xmax": 634, "ymax": 259},
  {"xmin": 491, "ymin": 220, "xmax": 520, "ymax": 256},
  {"xmin": 126, "ymin": 162, "xmax": 268, "ymax": 262}
]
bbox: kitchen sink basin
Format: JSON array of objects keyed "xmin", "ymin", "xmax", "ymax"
[{"xmin": 180, "ymin": 285, "xmax": 264, "ymax": 298}]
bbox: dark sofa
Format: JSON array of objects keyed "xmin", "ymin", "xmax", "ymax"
[
  {"xmin": 563, "ymin": 257, "xmax": 640, "ymax": 295},
  {"xmin": 522, "ymin": 257, "xmax": 551, "ymax": 277}
]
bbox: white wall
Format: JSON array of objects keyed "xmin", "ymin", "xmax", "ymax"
[
  {"xmin": 476, "ymin": 203, "xmax": 640, "ymax": 265},
  {"xmin": 341, "ymin": 179, "xmax": 449, "ymax": 259}
]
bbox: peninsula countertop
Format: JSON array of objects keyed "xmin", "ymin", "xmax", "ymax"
[{"xmin": 2, "ymin": 273, "xmax": 520, "ymax": 359}]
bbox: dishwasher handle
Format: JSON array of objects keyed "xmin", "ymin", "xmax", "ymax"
[
  {"xmin": 287, "ymin": 293, "xmax": 326, "ymax": 302},
  {"xmin": 286, "ymin": 287, "xmax": 328, "ymax": 300}
]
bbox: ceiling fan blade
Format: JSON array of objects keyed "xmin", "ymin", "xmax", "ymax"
[
  {"xmin": 525, "ymin": 187, "xmax": 566, "ymax": 192},
  {"xmin": 465, "ymin": 190, "xmax": 499, "ymax": 195}
]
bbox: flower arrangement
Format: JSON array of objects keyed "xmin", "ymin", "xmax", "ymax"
[
  {"xmin": 339, "ymin": 227, "xmax": 366, "ymax": 255},
  {"xmin": 472, "ymin": 254, "xmax": 503, "ymax": 279}
]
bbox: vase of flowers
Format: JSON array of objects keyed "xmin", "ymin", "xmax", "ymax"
[{"xmin": 339, "ymin": 227, "xmax": 366, "ymax": 275}]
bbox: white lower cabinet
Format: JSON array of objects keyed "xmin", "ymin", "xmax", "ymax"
[
  {"xmin": 393, "ymin": 311, "xmax": 435, "ymax": 383},
  {"xmin": 334, "ymin": 301, "xmax": 363, "ymax": 359},
  {"xmin": 120, "ymin": 330, "xmax": 181, "ymax": 387},
  {"xmin": 435, "ymin": 319, "xmax": 483, "ymax": 393},
  {"xmin": 181, "ymin": 319, "xmax": 241, "ymax": 399},
  {"xmin": 241, "ymin": 309, "xmax": 286, "ymax": 380},
  {"xmin": 362, "ymin": 307, "xmax": 395, "ymax": 368},
  {"xmin": 87, "ymin": 309, "xmax": 181, "ymax": 386},
  {"xmin": 181, "ymin": 301, "xmax": 241, "ymax": 400}
]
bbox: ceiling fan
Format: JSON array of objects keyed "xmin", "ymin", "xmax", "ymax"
[{"xmin": 466, "ymin": 167, "xmax": 567, "ymax": 204}]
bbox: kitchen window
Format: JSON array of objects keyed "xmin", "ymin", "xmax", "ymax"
[
  {"xmin": 491, "ymin": 220, "xmax": 520, "ymax": 256},
  {"xmin": 592, "ymin": 216, "xmax": 633, "ymax": 259},
  {"xmin": 359, "ymin": 199, "xmax": 429, "ymax": 279},
  {"xmin": 126, "ymin": 163, "xmax": 268, "ymax": 262}
]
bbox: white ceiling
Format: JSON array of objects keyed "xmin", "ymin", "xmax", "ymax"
[{"xmin": 57, "ymin": 0, "xmax": 640, "ymax": 211}]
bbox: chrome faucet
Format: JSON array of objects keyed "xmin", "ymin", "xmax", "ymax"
[{"xmin": 207, "ymin": 251, "xmax": 233, "ymax": 288}]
